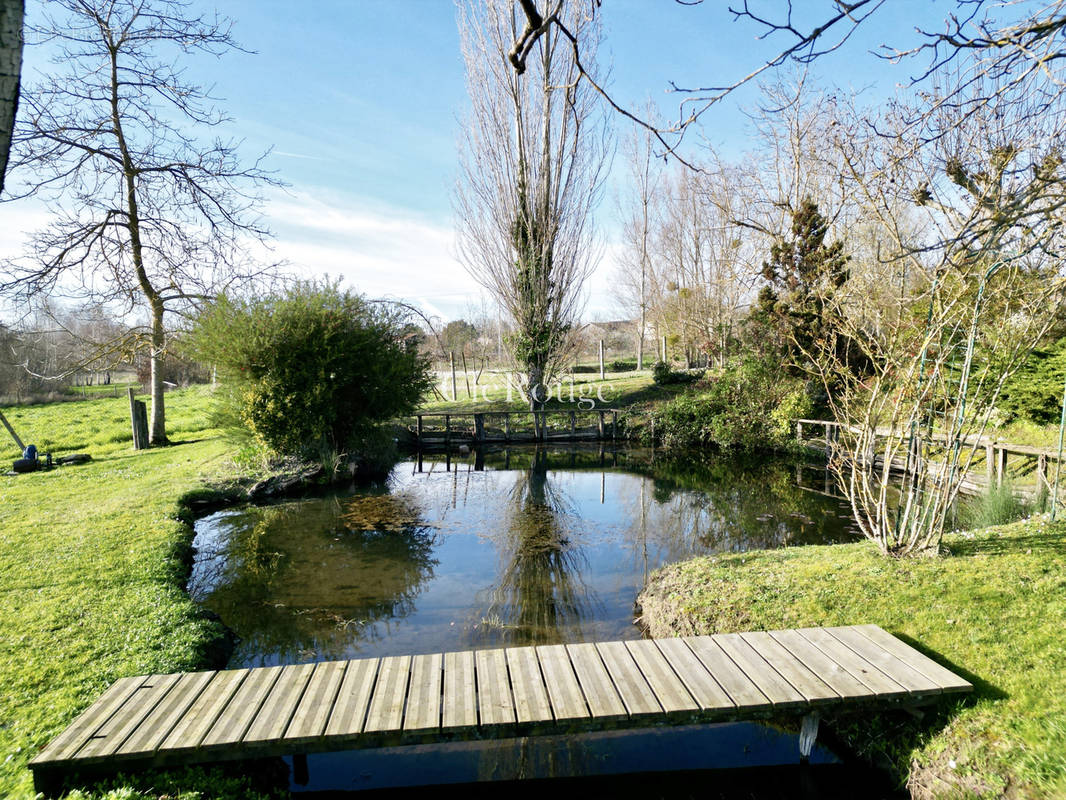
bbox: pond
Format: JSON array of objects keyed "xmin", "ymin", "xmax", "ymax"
[{"xmin": 188, "ymin": 445, "xmax": 903, "ymax": 797}]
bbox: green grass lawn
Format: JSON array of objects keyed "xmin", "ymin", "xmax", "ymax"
[
  {"xmin": 0, "ymin": 388, "xmax": 278, "ymax": 799},
  {"xmin": 638, "ymin": 518, "xmax": 1066, "ymax": 799},
  {"xmin": 419, "ymin": 368, "xmax": 687, "ymax": 413}
]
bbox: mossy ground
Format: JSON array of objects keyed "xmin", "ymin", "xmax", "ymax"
[
  {"xmin": 638, "ymin": 518, "xmax": 1066, "ymax": 799},
  {"xmin": 0, "ymin": 387, "xmax": 281, "ymax": 799}
]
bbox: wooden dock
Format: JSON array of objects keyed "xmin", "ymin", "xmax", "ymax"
[{"xmin": 30, "ymin": 625, "xmax": 972, "ymax": 794}]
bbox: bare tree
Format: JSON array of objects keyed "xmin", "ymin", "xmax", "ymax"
[
  {"xmin": 815, "ymin": 73, "xmax": 1066, "ymax": 555},
  {"xmin": 0, "ymin": 0, "xmax": 21, "ymax": 194},
  {"xmin": 613, "ymin": 114, "xmax": 661, "ymax": 370},
  {"xmin": 455, "ymin": 0, "xmax": 609, "ymax": 408},
  {"xmin": 1, "ymin": 0, "xmax": 279, "ymax": 443}
]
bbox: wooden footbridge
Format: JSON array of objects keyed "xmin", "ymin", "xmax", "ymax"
[{"xmin": 30, "ymin": 625, "xmax": 971, "ymax": 795}]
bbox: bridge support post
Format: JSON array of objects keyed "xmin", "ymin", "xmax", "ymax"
[{"xmin": 799, "ymin": 711, "xmax": 820, "ymax": 762}]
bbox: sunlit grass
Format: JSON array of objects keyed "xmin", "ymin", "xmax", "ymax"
[
  {"xmin": 0, "ymin": 388, "xmax": 278, "ymax": 799},
  {"xmin": 639, "ymin": 517, "xmax": 1066, "ymax": 798}
]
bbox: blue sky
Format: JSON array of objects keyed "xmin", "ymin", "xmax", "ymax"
[{"xmin": 5, "ymin": 0, "xmax": 958, "ymax": 322}]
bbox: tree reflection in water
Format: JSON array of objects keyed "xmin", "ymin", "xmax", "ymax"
[
  {"xmin": 473, "ymin": 447, "xmax": 600, "ymax": 646},
  {"xmin": 188, "ymin": 492, "xmax": 438, "ymax": 666}
]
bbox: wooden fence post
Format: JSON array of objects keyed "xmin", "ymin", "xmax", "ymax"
[
  {"xmin": 128, "ymin": 387, "xmax": 148, "ymax": 450},
  {"xmin": 569, "ymin": 410, "xmax": 576, "ymax": 438},
  {"xmin": 599, "ymin": 339, "xmax": 605, "ymax": 380},
  {"xmin": 612, "ymin": 410, "xmax": 618, "ymax": 440},
  {"xmin": 450, "ymin": 352, "xmax": 457, "ymax": 402},
  {"xmin": 416, "ymin": 415, "xmax": 423, "ymax": 445},
  {"xmin": 997, "ymin": 447, "xmax": 1007, "ymax": 486},
  {"xmin": 504, "ymin": 414, "xmax": 511, "ymax": 442},
  {"xmin": 474, "ymin": 413, "xmax": 484, "ymax": 443},
  {"xmin": 986, "ymin": 443, "xmax": 995, "ymax": 484},
  {"xmin": 796, "ymin": 420, "xmax": 803, "ymax": 441},
  {"xmin": 538, "ymin": 411, "xmax": 546, "ymax": 441},
  {"xmin": 445, "ymin": 414, "xmax": 451, "ymax": 448},
  {"xmin": 598, "ymin": 410, "xmax": 605, "ymax": 439},
  {"xmin": 1038, "ymin": 453, "xmax": 1048, "ymax": 490}
]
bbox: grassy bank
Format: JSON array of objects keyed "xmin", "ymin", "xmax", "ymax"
[
  {"xmin": 637, "ymin": 518, "xmax": 1066, "ymax": 799},
  {"xmin": 0, "ymin": 388, "xmax": 279, "ymax": 799}
]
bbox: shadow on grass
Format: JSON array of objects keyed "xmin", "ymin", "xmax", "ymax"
[{"xmin": 944, "ymin": 530, "xmax": 1066, "ymax": 558}]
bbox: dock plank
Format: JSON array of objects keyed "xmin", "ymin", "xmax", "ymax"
[
  {"xmin": 31, "ymin": 677, "xmax": 145, "ymax": 764},
  {"xmin": 76, "ymin": 674, "xmax": 182, "ymax": 760},
  {"xmin": 684, "ymin": 636, "xmax": 770, "ymax": 711},
  {"xmin": 324, "ymin": 658, "xmax": 379, "ymax": 737},
  {"xmin": 159, "ymin": 669, "xmax": 248, "ymax": 753},
  {"xmin": 475, "ymin": 648, "xmax": 515, "ymax": 731},
  {"xmin": 654, "ymin": 638, "xmax": 734, "ymax": 713},
  {"xmin": 713, "ymin": 633, "xmax": 806, "ymax": 709},
  {"xmin": 117, "ymin": 671, "xmax": 216, "ymax": 757},
  {"xmin": 624, "ymin": 640, "xmax": 698, "ymax": 715},
  {"xmin": 442, "ymin": 650, "xmax": 478, "ymax": 731},
  {"xmin": 245, "ymin": 663, "xmax": 316, "ymax": 743},
  {"xmin": 31, "ymin": 627, "xmax": 975, "ymax": 792},
  {"xmin": 596, "ymin": 640, "xmax": 661, "ymax": 717},
  {"xmin": 363, "ymin": 656, "xmax": 411, "ymax": 733},
  {"xmin": 286, "ymin": 661, "xmax": 347, "ymax": 742},
  {"xmin": 827, "ymin": 627, "xmax": 942, "ymax": 696},
  {"xmin": 404, "ymin": 653, "xmax": 443, "ymax": 734},
  {"xmin": 201, "ymin": 665, "xmax": 284, "ymax": 748},
  {"xmin": 566, "ymin": 643, "xmax": 626, "ymax": 721},
  {"xmin": 536, "ymin": 644, "xmax": 589, "ymax": 722},
  {"xmin": 741, "ymin": 631, "xmax": 838, "ymax": 705},
  {"xmin": 796, "ymin": 628, "xmax": 909, "ymax": 698},
  {"xmin": 851, "ymin": 625, "xmax": 973, "ymax": 692},
  {"xmin": 506, "ymin": 646, "xmax": 553, "ymax": 724},
  {"xmin": 768, "ymin": 629, "xmax": 875, "ymax": 700}
]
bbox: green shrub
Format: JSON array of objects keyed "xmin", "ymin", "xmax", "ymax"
[
  {"xmin": 652, "ymin": 361, "xmax": 704, "ymax": 386},
  {"xmin": 188, "ymin": 281, "xmax": 432, "ymax": 462},
  {"xmin": 651, "ymin": 357, "xmax": 812, "ymax": 450},
  {"xmin": 609, "ymin": 359, "xmax": 637, "ymax": 372},
  {"xmin": 998, "ymin": 335, "xmax": 1066, "ymax": 424},
  {"xmin": 958, "ymin": 479, "xmax": 1031, "ymax": 530}
]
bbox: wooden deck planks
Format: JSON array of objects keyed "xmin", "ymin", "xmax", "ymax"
[
  {"xmin": 474, "ymin": 648, "xmax": 515, "ymax": 730},
  {"xmin": 624, "ymin": 640, "xmax": 698, "ymax": 716},
  {"xmin": 201, "ymin": 665, "xmax": 284, "ymax": 749},
  {"xmin": 324, "ymin": 657, "xmax": 378, "ymax": 737},
  {"xmin": 442, "ymin": 650, "xmax": 478, "ymax": 731},
  {"xmin": 404, "ymin": 653, "xmax": 443, "ymax": 733},
  {"xmin": 796, "ymin": 628, "xmax": 909, "ymax": 699},
  {"xmin": 684, "ymin": 636, "xmax": 771, "ymax": 711},
  {"xmin": 849, "ymin": 625, "xmax": 972, "ymax": 693},
  {"xmin": 363, "ymin": 656, "xmax": 411, "ymax": 733},
  {"xmin": 244, "ymin": 663, "xmax": 316, "ymax": 743},
  {"xmin": 826, "ymin": 627, "xmax": 942, "ymax": 696},
  {"xmin": 76, "ymin": 673, "xmax": 182, "ymax": 760},
  {"xmin": 506, "ymin": 646, "xmax": 553, "ymax": 725},
  {"xmin": 159, "ymin": 669, "xmax": 248, "ymax": 754},
  {"xmin": 713, "ymin": 633, "xmax": 807, "ymax": 710},
  {"xmin": 31, "ymin": 677, "xmax": 146, "ymax": 764},
  {"xmin": 117, "ymin": 671, "xmax": 216, "ymax": 757},
  {"xmin": 31, "ymin": 625, "xmax": 975, "ymax": 789},
  {"xmin": 567, "ymin": 643, "xmax": 627, "ymax": 721},
  {"xmin": 285, "ymin": 661, "xmax": 347, "ymax": 742},
  {"xmin": 536, "ymin": 644, "xmax": 589, "ymax": 722},
  {"xmin": 595, "ymin": 640, "xmax": 662, "ymax": 718}
]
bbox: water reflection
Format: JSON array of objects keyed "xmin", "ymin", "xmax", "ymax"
[
  {"xmin": 188, "ymin": 493, "xmax": 439, "ymax": 666},
  {"xmin": 190, "ymin": 445, "xmax": 859, "ymax": 667},
  {"xmin": 474, "ymin": 448, "xmax": 599, "ymax": 646}
]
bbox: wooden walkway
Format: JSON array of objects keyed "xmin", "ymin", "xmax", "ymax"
[{"xmin": 30, "ymin": 625, "xmax": 971, "ymax": 793}]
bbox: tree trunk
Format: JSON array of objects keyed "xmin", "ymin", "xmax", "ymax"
[
  {"xmin": 0, "ymin": 0, "xmax": 23, "ymax": 195},
  {"xmin": 527, "ymin": 361, "xmax": 546, "ymax": 411},
  {"xmin": 148, "ymin": 300, "xmax": 167, "ymax": 444}
]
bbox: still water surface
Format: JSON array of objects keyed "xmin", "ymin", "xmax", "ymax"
[
  {"xmin": 189, "ymin": 446, "xmax": 858, "ymax": 667},
  {"xmin": 188, "ymin": 446, "xmax": 901, "ymax": 797}
]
